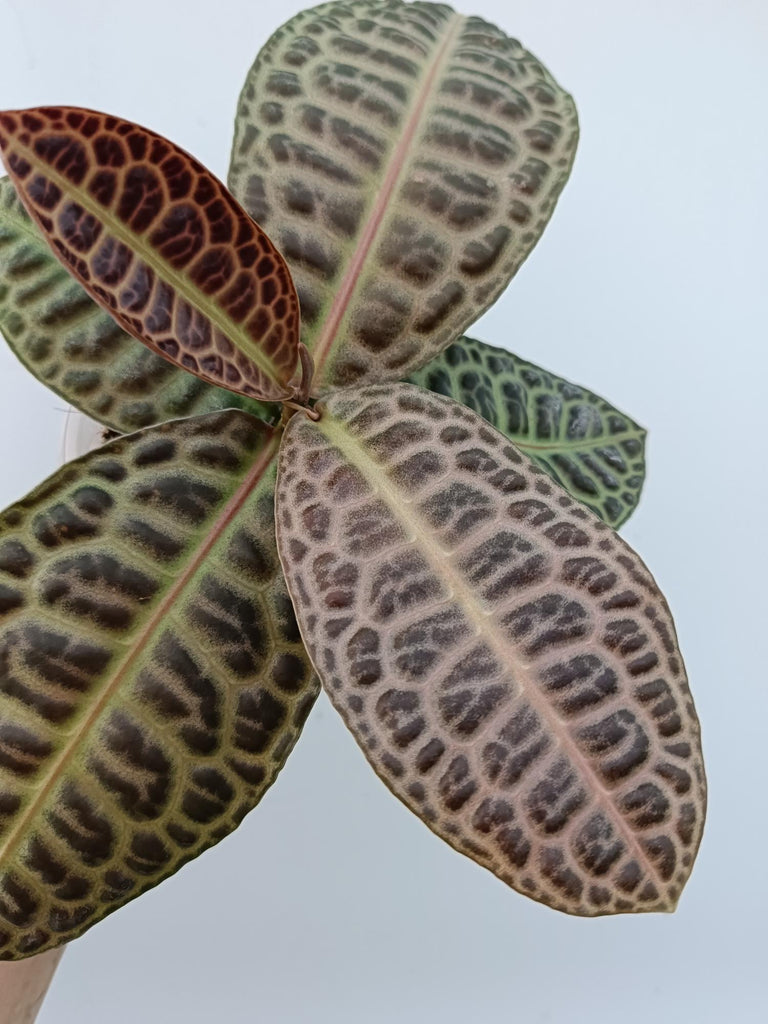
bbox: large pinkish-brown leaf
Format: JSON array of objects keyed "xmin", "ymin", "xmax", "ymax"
[
  {"xmin": 275, "ymin": 382, "xmax": 706, "ymax": 916},
  {"xmin": 0, "ymin": 107, "xmax": 300, "ymax": 402}
]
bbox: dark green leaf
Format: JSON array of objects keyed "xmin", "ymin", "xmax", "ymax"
[{"xmin": 409, "ymin": 337, "xmax": 646, "ymax": 527}]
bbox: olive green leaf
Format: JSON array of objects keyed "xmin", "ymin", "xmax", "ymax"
[
  {"xmin": 275, "ymin": 382, "xmax": 706, "ymax": 916},
  {"xmin": 407, "ymin": 337, "xmax": 646, "ymax": 527},
  {"xmin": 0, "ymin": 411, "xmax": 318, "ymax": 960},
  {"xmin": 0, "ymin": 177, "xmax": 278, "ymax": 432},
  {"xmin": 229, "ymin": 0, "xmax": 579, "ymax": 392}
]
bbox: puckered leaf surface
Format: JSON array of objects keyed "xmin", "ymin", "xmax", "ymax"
[
  {"xmin": 0, "ymin": 177, "xmax": 277, "ymax": 432},
  {"xmin": 0, "ymin": 108, "xmax": 300, "ymax": 402},
  {"xmin": 0, "ymin": 180, "xmax": 646, "ymax": 530},
  {"xmin": 229, "ymin": 0, "xmax": 579, "ymax": 392},
  {"xmin": 276, "ymin": 382, "xmax": 705, "ymax": 916},
  {"xmin": 0, "ymin": 411, "xmax": 318, "ymax": 960}
]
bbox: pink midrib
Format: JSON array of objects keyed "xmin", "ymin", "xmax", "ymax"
[
  {"xmin": 0, "ymin": 431, "xmax": 279, "ymax": 868},
  {"xmin": 311, "ymin": 13, "xmax": 466, "ymax": 379},
  {"xmin": 315, "ymin": 408, "xmax": 669, "ymax": 892}
]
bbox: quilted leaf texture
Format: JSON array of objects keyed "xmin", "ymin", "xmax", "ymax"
[
  {"xmin": 276, "ymin": 383, "xmax": 706, "ymax": 916},
  {"xmin": 0, "ymin": 178, "xmax": 645, "ymax": 526},
  {"xmin": 0, "ymin": 108, "xmax": 300, "ymax": 402},
  {"xmin": 229, "ymin": 0, "xmax": 579, "ymax": 391},
  {"xmin": 0, "ymin": 412, "xmax": 318, "ymax": 959},
  {"xmin": 0, "ymin": 178, "xmax": 277, "ymax": 432}
]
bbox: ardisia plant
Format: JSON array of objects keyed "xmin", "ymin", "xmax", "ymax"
[{"xmin": 0, "ymin": 0, "xmax": 705, "ymax": 971}]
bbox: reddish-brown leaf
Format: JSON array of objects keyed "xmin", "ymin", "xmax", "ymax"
[{"xmin": 0, "ymin": 107, "xmax": 300, "ymax": 402}]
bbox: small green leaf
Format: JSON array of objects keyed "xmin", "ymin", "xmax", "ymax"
[
  {"xmin": 229, "ymin": 0, "xmax": 579, "ymax": 392},
  {"xmin": 408, "ymin": 337, "xmax": 646, "ymax": 527},
  {"xmin": 0, "ymin": 411, "xmax": 318, "ymax": 960},
  {"xmin": 0, "ymin": 107, "xmax": 301, "ymax": 402},
  {"xmin": 275, "ymin": 382, "xmax": 706, "ymax": 917},
  {"xmin": 0, "ymin": 177, "xmax": 278, "ymax": 432}
]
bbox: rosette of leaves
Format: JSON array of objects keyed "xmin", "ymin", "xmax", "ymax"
[{"xmin": 0, "ymin": 0, "xmax": 705, "ymax": 963}]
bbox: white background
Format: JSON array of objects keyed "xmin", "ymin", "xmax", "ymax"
[{"xmin": 0, "ymin": 1, "xmax": 766, "ymax": 1021}]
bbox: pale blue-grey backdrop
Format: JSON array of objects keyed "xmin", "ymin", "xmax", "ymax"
[{"xmin": 0, "ymin": 1, "xmax": 764, "ymax": 1021}]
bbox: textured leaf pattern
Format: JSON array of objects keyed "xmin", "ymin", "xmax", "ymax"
[
  {"xmin": 276, "ymin": 383, "xmax": 705, "ymax": 916},
  {"xmin": 0, "ymin": 177, "xmax": 277, "ymax": 432},
  {"xmin": 0, "ymin": 182, "xmax": 644, "ymax": 523},
  {"xmin": 0, "ymin": 412, "xmax": 318, "ymax": 960},
  {"xmin": 0, "ymin": 108, "xmax": 300, "ymax": 402},
  {"xmin": 229, "ymin": 0, "xmax": 578, "ymax": 391},
  {"xmin": 407, "ymin": 337, "xmax": 646, "ymax": 527}
]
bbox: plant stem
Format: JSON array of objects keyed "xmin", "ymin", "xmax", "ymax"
[{"xmin": 0, "ymin": 948, "xmax": 63, "ymax": 1023}]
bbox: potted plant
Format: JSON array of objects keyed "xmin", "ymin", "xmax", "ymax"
[{"xmin": 0, "ymin": 1, "xmax": 705, "ymax": 1018}]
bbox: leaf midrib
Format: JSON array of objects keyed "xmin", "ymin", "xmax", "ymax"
[
  {"xmin": 316, "ymin": 406, "xmax": 662, "ymax": 884},
  {"xmin": 0, "ymin": 431, "xmax": 280, "ymax": 869},
  {"xmin": 462, "ymin": 339, "xmax": 646, "ymax": 461},
  {"xmin": 310, "ymin": 12, "xmax": 466, "ymax": 380},
  {"xmin": 513, "ymin": 432, "xmax": 644, "ymax": 455},
  {"xmin": 6, "ymin": 140, "xmax": 290, "ymax": 391}
]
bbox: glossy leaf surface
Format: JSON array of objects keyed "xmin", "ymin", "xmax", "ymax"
[
  {"xmin": 0, "ymin": 412, "xmax": 318, "ymax": 960},
  {"xmin": 0, "ymin": 108, "xmax": 300, "ymax": 403},
  {"xmin": 229, "ymin": 0, "xmax": 578, "ymax": 392},
  {"xmin": 407, "ymin": 337, "xmax": 646, "ymax": 527},
  {"xmin": 0, "ymin": 177, "xmax": 277, "ymax": 432},
  {"xmin": 276, "ymin": 383, "xmax": 705, "ymax": 916}
]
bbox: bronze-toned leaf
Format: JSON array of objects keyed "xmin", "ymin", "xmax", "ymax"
[
  {"xmin": 0, "ymin": 177, "xmax": 278, "ymax": 432},
  {"xmin": 229, "ymin": 0, "xmax": 579, "ymax": 392},
  {"xmin": 0, "ymin": 412, "xmax": 318, "ymax": 960},
  {"xmin": 275, "ymin": 383, "xmax": 706, "ymax": 916},
  {"xmin": 0, "ymin": 108, "xmax": 300, "ymax": 402}
]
